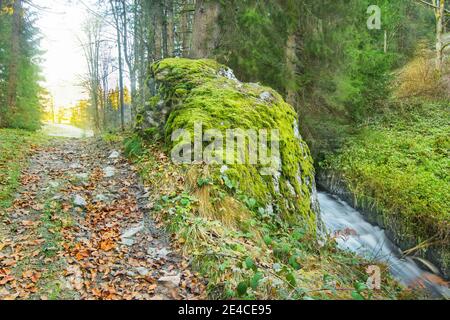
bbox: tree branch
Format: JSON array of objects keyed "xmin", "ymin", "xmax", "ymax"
[{"xmin": 416, "ymin": 0, "xmax": 450, "ymax": 13}]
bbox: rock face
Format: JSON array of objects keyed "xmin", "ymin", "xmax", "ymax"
[{"xmin": 137, "ymin": 58, "xmax": 318, "ymax": 231}]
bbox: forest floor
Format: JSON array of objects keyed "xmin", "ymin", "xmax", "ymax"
[
  {"xmin": 0, "ymin": 134, "xmax": 205, "ymax": 300},
  {"xmin": 0, "ymin": 129, "xmax": 428, "ymax": 300}
]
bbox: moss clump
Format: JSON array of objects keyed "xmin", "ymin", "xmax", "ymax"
[{"xmin": 138, "ymin": 58, "xmax": 318, "ymax": 232}]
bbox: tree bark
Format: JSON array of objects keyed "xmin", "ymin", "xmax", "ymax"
[
  {"xmin": 435, "ymin": 0, "xmax": 445, "ymax": 72},
  {"xmin": 167, "ymin": 0, "xmax": 174, "ymax": 57},
  {"xmin": 162, "ymin": 0, "xmax": 168, "ymax": 58},
  {"xmin": 285, "ymin": 32, "xmax": 298, "ymax": 106},
  {"xmin": 190, "ymin": 0, "xmax": 221, "ymax": 59},
  {"xmin": 120, "ymin": 0, "xmax": 138, "ymax": 119},
  {"xmin": 154, "ymin": 0, "xmax": 163, "ymax": 60},
  {"xmin": 180, "ymin": 0, "xmax": 190, "ymax": 56},
  {"xmin": 6, "ymin": 0, "xmax": 22, "ymax": 121}
]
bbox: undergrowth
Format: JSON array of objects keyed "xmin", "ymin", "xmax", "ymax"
[
  {"xmin": 0, "ymin": 129, "xmax": 47, "ymax": 209},
  {"xmin": 321, "ymin": 100, "xmax": 449, "ymax": 251},
  {"xmin": 123, "ymin": 134, "xmax": 417, "ymax": 300}
]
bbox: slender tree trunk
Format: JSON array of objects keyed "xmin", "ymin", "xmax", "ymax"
[
  {"xmin": 121, "ymin": 0, "xmax": 137, "ymax": 119},
  {"xmin": 384, "ymin": 30, "xmax": 388, "ymax": 53},
  {"xmin": 166, "ymin": 0, "xmax": 174, "ymax": 57},
  {"xmin": 110, "ymin": 0, "xmax": 126, "ymax": 130},
  {"xmin": 102, "ymin": 77, "xmax": 108, "ymax": 129},
  {"xmin": 180, "ymin": 0, "xmax": 190, "ymax": 57},
  {"xmin": 6, "ymin": 0, "xmax": 22, "ymax": 123},
  {"xmin": 154, "ymin": 1, "xmax": 163, "ymax": 60},
  {"xmin": 162, "ymin": 0, "xmax": 168, "ymax": 58},
  {"xmin": 94, "ymin": 39, "xmax": 101, "ymax": 132},
  {"xmin": 117, "ymin": 34, "xmax": 125, "ymax": 131},
  {"xmin": 190, "ymin": 0, "xmax": 221, "ymax": 58},
  {"xmin": 51, "ymin": 97, "xmax": 55, "ymax": 124},
  {"xmin": 136, "ymin": 0, "xmax": 147, "ymax": 107},
  {"xmin": 285, "ymin": 32, "xmax": 299, "ymax": 106},
  {"xmin": 435, "ymin": 0, "xmax": 445, "ymax": 72}
]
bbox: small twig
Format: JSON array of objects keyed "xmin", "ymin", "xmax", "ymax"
[{"xmin": 401, "ymin": 235, "xmax": 439, "ymax": 257}]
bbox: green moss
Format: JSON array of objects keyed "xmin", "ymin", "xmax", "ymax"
[
  {"xmin": 0, "ymin": 129, "xmax": 46, "ymax": 209},
  {"xmin": 140, "ymin": 58, "xmax": 318, "ymax": 231},
  {"xmin": 321, "ymin": 101, "xmax": 450, "ymax": 272},
  {"xmin": 126, "ymin": 139, "xmax": 414, "ymax": 300}
]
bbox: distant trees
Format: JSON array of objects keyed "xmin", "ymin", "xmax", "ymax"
[
  {"xmin": 77, "ymin": 0, "xmax": 199, "ymax": 133},
  {"xmin": 70, "ymin": 100, "xmax": 90, "ymax": 129},
  {"xmin": 78, "ymin": 0, "xmax": 441, "ymax": 150}
]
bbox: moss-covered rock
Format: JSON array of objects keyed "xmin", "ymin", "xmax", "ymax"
[{"xmin": 137, "ymin": 58, "xmax": 318, "ymax": 231}]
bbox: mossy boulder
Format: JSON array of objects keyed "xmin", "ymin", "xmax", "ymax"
[{"xmin": 137, "ymin": 58, "xmax": 319, "ymax": 231}]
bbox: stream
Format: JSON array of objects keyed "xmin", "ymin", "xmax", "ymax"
[{"xmin": 318, "ymin": 192, "xmax": 449, "ymax": 298}]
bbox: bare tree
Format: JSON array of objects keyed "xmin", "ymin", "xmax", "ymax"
[
  {"xmin": 80, "ymin": 17, "xmax": 103, "ymax": 133},
  {"xmin": 109, "ymin": 0, "xmax": 126, "ymax": 131},
  {"xmin": 417, "ymin": 0, "xmax": 450, "ymax": 72},
  {"xmin": 100, "ymin": 45, "xmax": 114, "ymax": 129},
  {"xmin": 118, "ymin": 0, "xmax": 138, "ymax": 118}
]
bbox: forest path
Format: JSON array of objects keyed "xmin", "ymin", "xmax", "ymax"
[{"xmin": 0, "ymin": 137, "xmax": 205, "ymax": 300}]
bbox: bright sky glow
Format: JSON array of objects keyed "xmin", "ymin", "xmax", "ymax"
[{"xmin": 36, "ymin": 0, "xmax": 95, "ymax": 108}]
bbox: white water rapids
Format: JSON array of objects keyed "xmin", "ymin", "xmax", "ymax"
[{"xmin": 318, "ymin": 192, "xmax": 449, "ymax": 298}]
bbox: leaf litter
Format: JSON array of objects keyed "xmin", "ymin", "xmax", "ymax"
[{"xmin": 0, "ymin": 138, "xmax": 206, "ymax": 300}]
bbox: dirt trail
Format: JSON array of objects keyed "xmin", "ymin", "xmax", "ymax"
[{"xmin": 0, "ymin": 137, "xmax": 205, "ymax": 300}]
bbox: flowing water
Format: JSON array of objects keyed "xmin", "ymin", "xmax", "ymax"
[{"xmin": 318, "ymin": 191, "xmax": 449, "ymax": 298}]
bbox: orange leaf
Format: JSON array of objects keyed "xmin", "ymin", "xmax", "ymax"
[
  {"xmin": 31, "ymin": 272, "xmax": 41, "ymax": 283},
  {"xmin": 99, "ymin": 240, "xmax": 115, "ymax": 252},
  {"xmin": 0, "ymin": 275, "xmax": 14, "ymax": 285}
]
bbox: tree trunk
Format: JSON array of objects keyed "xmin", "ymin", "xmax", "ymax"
[
  {"xmin": 190, "ymin": 0, "xmax": 221, "ymax": 59},
  {"xmin": 118, "ymin": 33, "xmax": 125, "ymax": 131},
  {"xmin": 285, "ymin": 32, "xmax": 299, "ymax": 106},
  {"xmin": 180, "ymin": 0, "xmax": 190, "ymax": 57},
  {"xmin": 6, "ymin": 0, "xmax": 22, "ymax": 122},
  {"xmin": 121, "ymin": 0, "xmax": 138, "ymax": 119},
  {"xmin": 162, "ymin": 0, "xmax": 168, "ymax": 58},
  {"xmin": 110, "ymin": 0, "xmax": 126, "ymax": 131},
  {"xmin": 435, "ymin": 0, "xmax": 445, "ymax": 72},
  {"xmin": 167, "ymin": 0, "xmax": 174, "ymax": 56},
  {"xmin": 154, "ymin": 1, "xmax": 163, "ymax": 60}
]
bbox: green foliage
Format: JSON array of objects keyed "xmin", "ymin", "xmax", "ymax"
[
  {"xmin": 215, "ymin": 0, "xmax": 435, "ymax": 159},
  {"xmin": 123, "ymin": 134, "xmax": 145, "ymax": 159},
  {"xmin": 0, "ymin": 129, "xmax": 45, "ymax": 209},
  {"xmin": 0, "ymin": 7, "xmax": 43, "ymax": 130},
  {"xmin": 321, "ymin": 101, "xmax": 450, "ymax": 264}
]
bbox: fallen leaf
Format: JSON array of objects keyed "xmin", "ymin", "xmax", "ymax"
[{"xmin": 99, "ymin": 240, "xmax": 115, "ymax": 252}]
